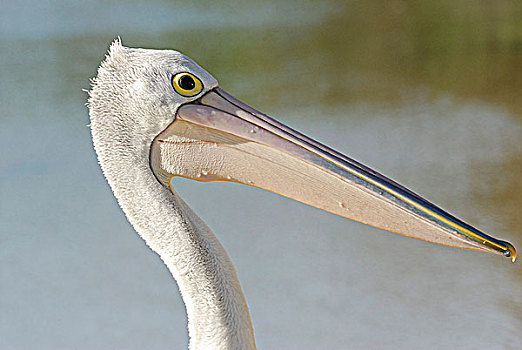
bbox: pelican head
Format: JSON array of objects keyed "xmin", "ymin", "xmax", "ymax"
[
  {"xmin": 88, "ymin": 39, "xmax": 515, "ymax": 349},
  {"xmin": 90, "ymin": 39, "xmax": 515, "ymax": 261}
]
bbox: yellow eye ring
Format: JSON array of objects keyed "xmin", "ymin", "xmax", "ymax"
[{"xmin": 172, "ymin": 72, "xmax": 203, "ymax": 97}]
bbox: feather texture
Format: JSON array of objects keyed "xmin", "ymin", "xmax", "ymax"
[{"xmin": 88, "ymin": 39, "xmax": 256, "ymax": 350}]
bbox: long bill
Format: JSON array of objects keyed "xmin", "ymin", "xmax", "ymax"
[{"xmin": 150, "ymin": 88, "xmax": 516, "ymax": 261}]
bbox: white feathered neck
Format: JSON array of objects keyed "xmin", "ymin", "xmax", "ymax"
[{"xmin": 88, "ymin": 39, "xmax": 256, "ymax": 350}]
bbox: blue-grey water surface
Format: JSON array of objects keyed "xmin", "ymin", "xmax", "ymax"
[{"xmin": 2, "ymin": 1, "xmax": 521, "ymax": 349}]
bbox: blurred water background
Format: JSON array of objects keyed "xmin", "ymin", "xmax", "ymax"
[{"xmin": 1, "ymin": 1, "xmax": 521, "ymax": 349}]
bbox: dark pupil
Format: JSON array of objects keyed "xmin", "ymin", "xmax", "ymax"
[{"xmin": 179, "ymin": 75, "xmax": 195, "ymax": 90}]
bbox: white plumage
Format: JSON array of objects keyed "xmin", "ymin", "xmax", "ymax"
[
  {"xmin": 89, "ymin": 40, "xmax": 255, "ymax": 349},
  {"xmin": 88, "ymin": 39, "xmax": 515, "ymax": 350}
]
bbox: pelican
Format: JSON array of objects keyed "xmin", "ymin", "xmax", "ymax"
[{"xmin": 88, "ymin": 39, "xmax": 516, "ymax": 350}]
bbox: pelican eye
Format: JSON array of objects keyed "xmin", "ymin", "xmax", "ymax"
[{"xmin": 172, "ymin": 72, "xmax": 203, "ymax": 97}]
